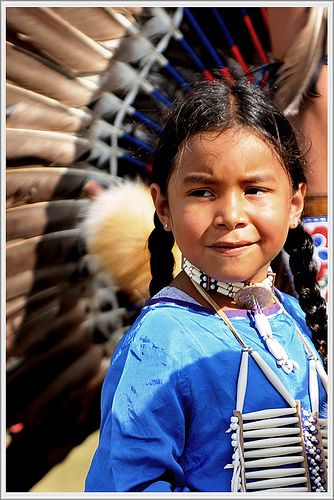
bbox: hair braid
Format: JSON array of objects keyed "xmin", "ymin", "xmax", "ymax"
[
  {"xmin": 148, "ymin": 212, "xmax": 175, "ymax": 297},
  {"xmin": 284, "ymin": 223, "xmax": 327, "ymax": 365}
]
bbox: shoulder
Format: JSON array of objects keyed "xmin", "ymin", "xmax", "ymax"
[
  {"xmin": 112, "ymin": 299, "xmax": 215, "ymax": 367},
  {"xmin": 275, "ymin": 289, "xmax": 312, "ymax": 339}
]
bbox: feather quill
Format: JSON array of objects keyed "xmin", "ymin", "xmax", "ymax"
[{"xmin": 274, "ymin": 7, "xmax": 327, "ymax": 116}]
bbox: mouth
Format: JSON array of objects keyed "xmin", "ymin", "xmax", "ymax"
[
  {"xmin": 209, "ymin": 241, "xmax": 255, "ymax": 255},
  {"xmin": 211, "ymin": 240, "xmax": 254, "ymax": 249}
]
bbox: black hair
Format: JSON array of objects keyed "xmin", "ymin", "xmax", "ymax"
[{"xmin": 148, "ymin": 73, "xmax": 327, "ymax": 364}]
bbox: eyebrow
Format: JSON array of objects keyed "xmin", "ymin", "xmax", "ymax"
[
  {"xmin": 243, "ymin": 173, "xmax": 277, "ymax": 183},
  {"xmin": 182, "ymin": 174, "xmax": 217, "ymax": 185},
  {"xmin": 182, "ymin": 172, "xmax": 277, "ymax": 185}
]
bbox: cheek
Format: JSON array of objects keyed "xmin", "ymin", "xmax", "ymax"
[
  {"xmin": 256, "ymin": 205, "xmax": 291, "ymax": 241},
  {"xmin": 172, "ymin": 206, "xmax": 207, "ymax": 238}
]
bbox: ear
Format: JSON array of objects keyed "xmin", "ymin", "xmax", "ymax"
[
  {"xmin": 150, "ymin": 183, "xmax": 172, "ymax": 231},
  {"xmin": 289, "ymin": 183, "xmax": 306, "ymax": 228}
]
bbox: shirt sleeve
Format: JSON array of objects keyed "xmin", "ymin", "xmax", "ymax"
[{"xmin": 85, "ymin": 315, "xmax": 193, "ymax": 492}]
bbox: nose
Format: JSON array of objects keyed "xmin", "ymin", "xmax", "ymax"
[{"xmin": 213, "ymin": 192, "xmax": 247, "ymax": 230}]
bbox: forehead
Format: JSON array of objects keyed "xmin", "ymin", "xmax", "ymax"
[{"xmin": 170, "ymin": 128, "xmax": 288, "ymax": 182}]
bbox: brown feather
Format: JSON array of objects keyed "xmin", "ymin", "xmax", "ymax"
[
  {"xmin": 7, "ymin": 7, "xmax": 112, "ymax": 75},
  {"xmin": 6, "ymin": 167, "xmax": 111, "ymax": 208},
  {"xmin": 7, "ymin": 42, "xmax": 95, "ymax": 107},
  {"xmin": 6, "ymin": 261, "xmax": 81, "ymax": 301},
  {"xmin": 6, "ymin": 199, "xmax": 89, "ymax": 241},
  {"xmin": 6, "ymin": 93, "xmax": 91, "ymax": 132},
  {"xmin": 6, "ymin": 128, "xmax": 91, "ymax": 163},
  {"xmin": 6, "ymin": 228, "xmax": 84, "ymax": 278},
  {"xmin": 7, "ymin": 299, "xmax": 88, "ymax": 357},
  {"xmin": 51, "ymin": 7, "xmax": 132, "ymax": 42}
]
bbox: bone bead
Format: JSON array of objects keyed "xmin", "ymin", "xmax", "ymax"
[
  {"xmin": 242, "ymin": 407, "xmax": 297, "ymax": 420},
  {"xmin": 244, "ymin": 445, "xmax": 303, "ymax": 459},
  {"xmin": 256, "ymin": 487, "xmax": 309, "ymax": 491},
  {"xmin": 246, "ymin": 476, "xmax": 307, "ymax": 489},
  {"xmin": 245, "ymin": 455, "xmax": 304, "ymax": 468},
  {"xmin": 243, "ymin": 436, "xmax": 301, "ymax": 449},
  {"xmin": 246, "ymin": 467, "xmax": 305, "ymax": 479},
  {"xmin": 242, "ymin": 416, "xmax": 299, "ymax": 430},
  {"xmin": 243, "ymin": 427, "xmax": 300, "ymax": 439}
]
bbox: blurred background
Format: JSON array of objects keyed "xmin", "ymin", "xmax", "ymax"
[{"xmin": 5, "ymin": 4, "xmax": 328, "ymax": 493}]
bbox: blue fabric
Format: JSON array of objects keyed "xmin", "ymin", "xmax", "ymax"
[{"xmin": 85, "ymin": 291, "xmax": 326, "ymax": 492}]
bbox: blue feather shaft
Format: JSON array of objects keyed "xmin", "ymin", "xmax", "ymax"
[
  {"xmin": 122, "ymin": 132, "xmax": 155, "ymax": 154},
  {"xmin": 132, "ymin": 110, "xmax": 163, "ymax": 134},
  {"xmin": 183, "ymin": 8, "xmax": 226, "ymax": 68}
]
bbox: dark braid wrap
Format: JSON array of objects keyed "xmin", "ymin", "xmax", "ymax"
[
  {"xmin": 148, "ymin": 212, "xmax": 175, "ymax": 297},
  {"xmin": 148, "ymin": 72, "xmax": 327, "ymax": 363},
  {"xmin": 284, "ymin": 223, "xmax": 327, "ymax": 366}
]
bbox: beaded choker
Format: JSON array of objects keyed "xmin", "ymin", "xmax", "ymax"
[{"xmin": 182, "ymin": 257, "xmax": 275, "ymax": 309}]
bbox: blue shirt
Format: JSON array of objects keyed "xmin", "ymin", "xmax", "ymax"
[{"xmin": 85, "ymin": 289, "xmax": 326, "ymax": 492}]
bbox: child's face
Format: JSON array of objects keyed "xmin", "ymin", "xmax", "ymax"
[{"xmin": 152, "ymin": 128, "xmax": 305, "ymax": 284}]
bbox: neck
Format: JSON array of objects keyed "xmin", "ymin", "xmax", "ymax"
[{"xmin": 182, "ymin": 258, "xmax": 275, "ymax": 309}]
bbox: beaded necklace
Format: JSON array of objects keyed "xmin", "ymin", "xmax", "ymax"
[{"xmin": 183, "ymin": 258, "xmax": 299, "ymax": 373}]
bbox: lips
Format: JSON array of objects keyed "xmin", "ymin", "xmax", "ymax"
[
  {"xmin": 209, "ymin": 240, "xmax": 255, "ymax": 256},
  {"xmin": 211, "ymin": 241, "xmax": 254, "ymax": 249}
]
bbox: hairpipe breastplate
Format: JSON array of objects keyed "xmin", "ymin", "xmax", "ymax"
[{"xmin": 186, "ymin": 273, "xmax": 328, "ymax": 492}]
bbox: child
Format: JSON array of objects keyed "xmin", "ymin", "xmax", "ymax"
[{"xmin": 85, "ymin": 75, "xmax": 327, "ymax": 492}]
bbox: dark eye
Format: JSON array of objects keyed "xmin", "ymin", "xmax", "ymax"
[
  {"xmin": 190, "ymin": 189, "xmax": 213, "ymax": 198},
  {"xmin": 245, "ymin": 187, "xmax": 266, "ymax": 197}
]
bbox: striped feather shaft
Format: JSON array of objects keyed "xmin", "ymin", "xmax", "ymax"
[
  {"xmin": 242, "ymin": 407, "xmax": 297, "ymax": 420},
  {"xmin": 245, "ymin": 455, "xmax": 304, "ymax": 468},
  {"xmin": 243, "ymin": 416, "xmax": 299, "ymax": 430},
  {"xmin": 246, "ymin": 476, "xmax": 307, "ymax": 489},
  {"xmin": 246, "ymin": 467, "xmax": 305, "ymax": 479},
  {"xmin": 244, "ymin": 445, "xmax": 303, "ymax": 459},
  {"xmin": 243, "ymin": 436, "xmax": 301, "ymax": 449},
  {"xmin": 243, "ymin": 427, "xmax": 300, "ymax": 439}
]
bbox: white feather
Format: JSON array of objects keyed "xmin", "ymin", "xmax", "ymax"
[{"xmin": 274, "ymin": 7, "xmax": 327, "ymax": 116}]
